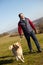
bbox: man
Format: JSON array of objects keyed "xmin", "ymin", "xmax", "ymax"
[{"xmin": 18, "ymin": 13, "xmax": 41, "ymax": 52}]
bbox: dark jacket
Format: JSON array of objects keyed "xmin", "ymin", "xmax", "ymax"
[{"xmin": 18, "ymin": 18, "xmax": 36, "ymax": 35}]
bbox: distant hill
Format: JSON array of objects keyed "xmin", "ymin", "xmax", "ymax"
[
  {"xmin": 33, "ymin": 17, "xmax": 43, "ymax": 24},
  {"xmin": 8, "ymin": 27, "xmax": 18, "ymax": 34},
  {"xmin": 33, "ymin": 17, "xmax": 43, "ymax": 33}
]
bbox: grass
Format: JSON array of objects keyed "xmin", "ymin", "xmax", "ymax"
[{"xmin": 0, "ymin": 34, "xmax": 43, "ymax": 65}]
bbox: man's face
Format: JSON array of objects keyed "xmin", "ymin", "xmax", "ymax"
[{"xmin": 20, "ymin": 14, "xmax": 25, "ymax": 19}]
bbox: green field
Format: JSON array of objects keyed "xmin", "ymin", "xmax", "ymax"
[{"xmin": 0, "ymin": 34, "xmax": 43, "ymax": 65}]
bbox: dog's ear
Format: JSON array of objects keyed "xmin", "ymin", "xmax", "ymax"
[
  {"xmin": 16, "ymin": 45, "xmax": 19, "ymax": 48},
  {"xmin": 13, "ymin": 44, "xmax": 15, "ymax": 47},
  {"xmin": 13, "ymin": 45, "xmax": 19, "ymax": 50},
  {"xmin": 9, "ymin": 45, "xmax": 13, "ymax": 50},
  {"xmin": 13, "ymin": 44, "xmax": 19, "ymax": 48}
]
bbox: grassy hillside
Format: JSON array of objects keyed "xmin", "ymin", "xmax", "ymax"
[{"xmin": 0, "ymin": 34, "xmax": 43, "ymax": 65}]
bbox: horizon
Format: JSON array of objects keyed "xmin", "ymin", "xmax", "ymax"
[{"xmin": 0, "ymin": 0, "xmax": 43, "ymax": 34}]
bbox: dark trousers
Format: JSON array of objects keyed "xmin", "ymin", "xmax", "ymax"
[{"xmin": 24, "ymin": 31, "xmax": 41, "ymax": 51}]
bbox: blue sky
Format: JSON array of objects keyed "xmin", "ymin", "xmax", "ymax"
[{"xmin": 0, "ymin": 0, "xmax": 43, "ymax": 34}]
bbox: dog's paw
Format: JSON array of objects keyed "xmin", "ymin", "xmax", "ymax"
[{"xmin": 22, "ymin": 60, "xmax": 24, "ymax": 63}]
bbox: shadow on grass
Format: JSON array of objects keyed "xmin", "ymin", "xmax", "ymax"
[
  {"xmin": 0, "ymin": 59, "xmax": 14, "ymax": 65},
  {"xmin": 23, "ymin": 51, "xmax": 36, "ymax": 55},
  {"xmin": 0, "ymin": 55, "xmax": 15, "ymax": 65},
  {"xmin": 0, "ymin": 55, "xmax": 14, "ymax": 58},
  {"xmin": 23, "ymin": 50, "xmax": 43, "ymax": 55}
]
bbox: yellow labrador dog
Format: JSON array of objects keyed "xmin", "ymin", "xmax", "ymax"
[{"xmin": 9, "ymin": 42, "xmax": 24, "ymax": 62}]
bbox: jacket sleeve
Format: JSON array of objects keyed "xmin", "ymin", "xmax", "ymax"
[
  {"xmin": 28, "ymin": 18, "xmax": 36, "ymax": 32},
  {"xmin": 18, "ymin": 22, "xmax": 23, "ymax": 35}
]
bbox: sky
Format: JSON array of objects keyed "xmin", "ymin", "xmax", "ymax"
[{"xmin": 0, "ymin": 0, "xmax": 43, "ymax": 34}]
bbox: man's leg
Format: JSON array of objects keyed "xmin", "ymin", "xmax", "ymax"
[
  {"xmin": 24, "ymin": 33, "xmax": 32, "ymax": 52},
  {"xmin": 30, "ymin": 31, "xmax": 41, "ymax": 52}
]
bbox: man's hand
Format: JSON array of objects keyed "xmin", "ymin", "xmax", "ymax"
[
  {"xmin": 19, "ymin": 34, "xmax": 23, "ymax": 38},
  {"xmin": 35, "ymin": 29, "xmax": 39, "ymax": 34},
  {"xmin": 19, "ymin": 35, "xmax": 23, "ymax": 42},
  {"xmin": 20, "ymin": 35, "xmax": 23, "ymax": 38}
]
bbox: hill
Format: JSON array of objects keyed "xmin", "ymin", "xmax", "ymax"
[
  {"xmin": 33, "ymin": 17, "xmax": 43, "ymax": 33},
  {"xmin": 33, "ymin": 17, "xmax": 43, "ymax": 24},
  {"xmin": 8, "ymin": 27, "xmax": 18, "ymax": 34}
]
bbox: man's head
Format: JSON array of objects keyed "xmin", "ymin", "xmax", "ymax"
[{"xmin": 18, "ymin": 13, "xmax": 25, "ymax": 19}]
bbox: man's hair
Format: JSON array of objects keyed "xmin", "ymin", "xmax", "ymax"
[{"xmin": 18, "ymin": 13, "xmax": 23, "ymax": 18}]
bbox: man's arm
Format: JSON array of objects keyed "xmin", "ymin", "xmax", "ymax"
[
  {"xmin": 28, "ymin": 18, "xmax": 36, "ymax": 33},
  {"xmin": 18, "ymin": 22, "xmax": 23, "ymax": 37}
]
